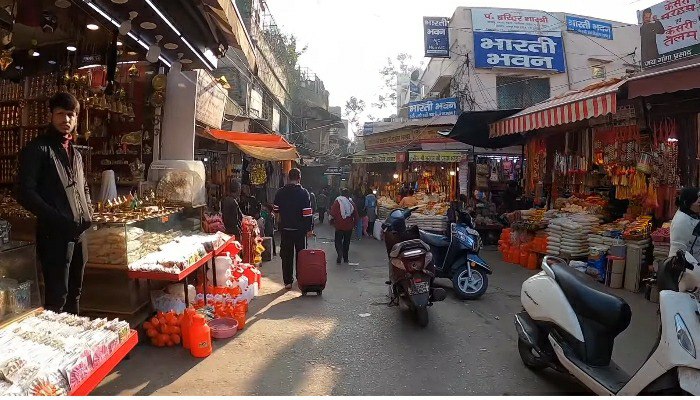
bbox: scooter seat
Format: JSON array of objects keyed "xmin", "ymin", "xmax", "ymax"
[
  {"xmin": 419, "ymin": 230, "xmax": 450, "ymax": 248},
  {"xmin": 550, "ymin": 262, "xmax": 631, "ymax": 334}
]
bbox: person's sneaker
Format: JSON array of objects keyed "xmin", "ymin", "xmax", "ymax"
[
  {"xmin": 284, "ymin": 284, "xmax": 292, "ymax": 290},
  {"xmin": 336, "ymin": 258, "xmax": 341, "ymax": 264}
]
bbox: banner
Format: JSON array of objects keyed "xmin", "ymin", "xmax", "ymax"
[
  {"xmin": 409, "ymin": 151, "xmax": 462, "ymax": 163},
  {"xmin": 473, "ymin": 31, "xmax": 566, "ymax": 72},
  {"xmin": 408, "ymin": 97, "xmax": 460, "ymax": 119},
  {"xmin": 566, "ymin": 15, "xmax": 613, "ymax": 40},
  {"xmin": 424, "ymin": 17, "xmax": 450, "ymax": 58},
  {"xmin": 324, "ymin": 167, "xmax": 342, "ymax": 175},
  {"xmin": 638, "ymin": 0, "xmax": 700, "ymax": 69},
  {"xmin": 471, "ymin": 8, "xmax": 562, "ymax": 36}
]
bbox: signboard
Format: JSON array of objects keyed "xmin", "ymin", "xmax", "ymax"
[
  {"xmin": 566, "ymin": 16, "xmax": 613, "ymax": 40},
  {"xmin": 473, "ymin": 31, "xmax": 566, "ymax": 72},
  {"xmin": 324, "ymin": 167, "xmax": 342, "ymax": 175},
  {"xmin": 408, "ymin": 97, "xmax": 460, "ymax": 119},
  {"xmin": 638, "ymin": 0, "xmax": 700, "ymax": 69},
  {"xmin": 424, "ymin": 17, "xmax": 450, "ymax": 58},
  {"xmin": 351, "ymin": 153, "xmax": 400, "ymax": 164},
  {"xmin": 471, "ymin": 8, "xmax": 562, "ymax": 36},
  {"xmin": 195, "ymin": 70, "xmax": 226, "ymax": 129},
  {"xmin": 408, "ymin": 151, "xmax": 462, "ymax": 163}
]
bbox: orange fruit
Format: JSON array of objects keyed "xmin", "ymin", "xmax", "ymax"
[
  {"xmin": 159, "ymin": 333, "xmax": 169, "ymax": 343},
  {"xmin": 147, "ymin": 328, "xmax": 158, "ymax": 338},
  {"xmin": 143, "ymin": 321, "xmax": 152, "ymax": 330},
  {"xmin": 150, "ymin": 317, "xmax": 160, "ymax": 327},
  {"xmin": 166, "ymin": 339, "xmax": 173, "ymax": 347},
  {"xmin": 172, "ymin": 334, "xmax": 181, "ymax": 344},
  {"xmin": 172, "ymin": 326, "xmax": 181, "ymax": 334}
]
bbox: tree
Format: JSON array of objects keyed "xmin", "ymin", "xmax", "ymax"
[
  {"xmin": 374, "ymin": 53, "xmax": 424, "ymax": 111},
  {"xmin": 343, "ymin": 96, "xmax": 366, "ymax": 136}
]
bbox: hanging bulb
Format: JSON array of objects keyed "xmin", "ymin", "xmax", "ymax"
[
  {"xmin": 119, "ymin": 11, "xmax": 138, "ymax": 36},
  {"xmin": 146, "ymin": 34, "xmax": 162, "ymax": 63}
]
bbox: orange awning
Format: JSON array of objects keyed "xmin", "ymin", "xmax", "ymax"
[{"xmin": 207, "ymin": 129, "xmax": 299, "ymax": 161}]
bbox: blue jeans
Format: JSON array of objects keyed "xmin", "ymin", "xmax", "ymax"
[{"xmin": 356, "ymin": 218, "xmax": 363, "ymax": 239}]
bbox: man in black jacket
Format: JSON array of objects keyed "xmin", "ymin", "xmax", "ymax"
[
  {"xmin": 19, "ymin": 92, "xmax": 93, "ymax": 314},
  {"xmin": 273, "ymin": 168, "xmax": 313, "ymax": 289}
]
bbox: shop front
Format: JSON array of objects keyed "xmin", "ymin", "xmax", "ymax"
[{"xmin": 0, "ymin": 1, "xmax": 264, "ymax": 395}]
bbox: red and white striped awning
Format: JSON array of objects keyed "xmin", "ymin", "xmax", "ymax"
[{"xmin": 489, "ymin": 79, "xmax": 626, "ymax": 138}]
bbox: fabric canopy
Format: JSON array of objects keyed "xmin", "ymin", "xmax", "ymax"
[
  {"xmin": 626, "ymin": 61, "xmax": 700, "ymax": 98},
  {"xmin": 208, "ymin": 129, "xmax": 299, "ymax": 161},
  {"xmin": 489, "ymin": 79, "xmax": 626, "ymax": 138}
]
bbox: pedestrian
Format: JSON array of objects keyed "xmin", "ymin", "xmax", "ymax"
[
  {"xmin": 316, "ymin": 188, "xmax": 328, "ymax": 224},
  {"xmin": 18, "ymin": 92, "xmax": 93, "ymax": 314},
  {"xmin": 221, "ymin": 180, "xmax": 244, "ymax": 238},
  {"xmin": 399, "ymin": 188, "xmax": 419, "ymax": 208},
  {"xmin": 260, "ymin": 203, "xmax": 277, "ymax": 256},
  {"xmin": 353, "ymin": 189, "xmax": 366, "ymax": 240},
  {"xmin": 309, "ymin": 187, "xmax": 317, "ymax": 217},
  {"xmin": 273, "ymin": 168, "xmax": 314, "ymax": 290},
  {"xmin": 365, "ymin": 189, "xmax": 377, "ymax": 232},
  {"xmin": 330, "ymin": 188, "xmax": 358, "ymax": 264},
  {"xmin": 240, "ymin": 184, "xmax": 261, "ymax": 219}
]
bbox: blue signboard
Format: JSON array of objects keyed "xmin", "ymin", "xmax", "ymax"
[
  {"xmin": 473, "ymin": 31, "xmax": 566, "ymax": 72},
  {"xmin": 424, "ymin": 17, "xmax": 450, "ymax": 58},
  {"xmin": 566, "ymin": 16, "xmax": 613, "ymax": 40},
  {"xmin": 408, "ymin": 97, "xmax": 459, "ymax": 120}
]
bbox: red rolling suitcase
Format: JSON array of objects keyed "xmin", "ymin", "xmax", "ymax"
[{"xmin": 297, "ymin": 244, "xmax": 327, "ymax": 296}]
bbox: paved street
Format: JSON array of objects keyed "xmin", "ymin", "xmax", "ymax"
[{"xmin": 95, "ymin": 223, "xmax": 659, "ymax": 396}]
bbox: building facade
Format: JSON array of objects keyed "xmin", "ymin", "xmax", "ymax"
[{"xmin": 421, "ymin": 7, "xmax": 641, "ymax": 112}]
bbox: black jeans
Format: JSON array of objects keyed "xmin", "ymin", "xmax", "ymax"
[
  {"xmin": 334, "ymin": 229, "xmax": 352, "ymax": 262},
  {"xmin": 37, "ymin": 235, "xmax": 86, "ymax": 315},
  {"xmin": 280, "ymin": 229, "xmax": 306, "ymax": 285},
  {"xmin": 317, "ymin": 208, "xmax": 326, "ymax": 224}
]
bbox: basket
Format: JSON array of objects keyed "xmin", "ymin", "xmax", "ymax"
[{"xmin": 209, "ymin": 317, "xmax": 239, "ymax": 339}]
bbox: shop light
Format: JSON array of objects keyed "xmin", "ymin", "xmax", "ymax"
[
  {"xmin": 78, "ymin": 64, "xmax": 102, "ymax": 70},
  {"xmin": 66, "ymin": 45, "xmax": 77, "ymax": 52},
  {"xmin": 449, "ymin": 170, "xmax": 456, "ymax": 176},
  {"xmin": 48, "ymin": 60, "xmax": 56, "ymax": 64},
  {"xmin": 145, "ymin": 0, "xmax": 181, "ymax": 35},
  {"xmin": 86, "ymin": 23, "xmax": 100, "ymax": 31},
  {"xmin": 668, "ymin": 137, "xmax": 679, "ymax": 143},
  {"xmin": 117, "ymin": 41, "xmax": 123, "ymax": 46},
  {"xmin": 414, "ymin": 168, "xmax": 418, "ymax": 172},
  {"xmin": 84, "ymin": 1, "xmax": 119, "ymax": 27},
  {"xmin": 372, "ymin": 190, "xmax": 377, "ymax": 195},
  {"xmin": 393, "ymin": 173, "xmax": 399, "ymax": 179},
  {"xmin": 31, "ymin": 50, "xmax": 40, "ymax": 57}
]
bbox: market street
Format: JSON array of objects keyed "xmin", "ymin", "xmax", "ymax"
[{"xmin": 94, "ymin": 223, "xmax": 659, "ymax": 396}]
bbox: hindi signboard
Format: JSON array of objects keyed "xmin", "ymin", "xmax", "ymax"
[
  {"xmin": 351, "ymin": 153, "xmax": 401, "ymax": 164},
  {"xmin": 638, "ymin": 0, "xmax": 700, "ymax": 69},
  {"xmin": 473, "ymin": 31, "xmax": 566, "ymax": 72},
  {"xmin": 408, "ymin": 151, "xmax": 462, "ymax": 163},
  {"xmin": 424, "ymin": 17, "xmax": 450, "ymax": 58},
  {"xmin": 566, "ymin": 15, "xmax": 613, "ymax": 40},
  {"xmin": 471, "ymin": 8, "xmax": 562, "ymax": 36},
  {"xmin": 408, "ymin": 98, "xmax": 460, "ymax": 120},
  {"xmin": 195, "ymin": 70, "xmax": 226, "ymax": 129}
]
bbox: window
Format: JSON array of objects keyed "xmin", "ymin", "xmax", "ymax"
[
  {"xmin": 592, "ymin": 65, "xmax": 606, "ymax": 79},
  {"xmin": 496, "ymin": 76, "xmax": 550, "ymax": 109}
]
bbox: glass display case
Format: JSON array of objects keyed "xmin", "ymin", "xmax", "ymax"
[
  {"xmin": 85, "ymin": 207, "xmax": 203, "ymax": 268},
  {"xmin": 0, "ymin": 241, "xmax": 41, "ymax": 326}
]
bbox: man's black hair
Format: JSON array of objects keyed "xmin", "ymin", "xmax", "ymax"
[
  {"xmin": 49, "ymin": 92, "xmax": 80, "ymax": 113},
  {"xmin": 288, "ymin": 168, "xmax": 301, "ymax": 181},
  {"xmin": 643, "ymin": 8, "xmax": 652, "ymax": 14}
]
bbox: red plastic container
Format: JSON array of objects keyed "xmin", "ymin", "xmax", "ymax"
[
  {"xmin": 189, "ymin": 314, "xmax": 212, "ymax": 358},
  {"xmin": 181, "ymin": 308, "xmax": 196, "ymax": 350}
]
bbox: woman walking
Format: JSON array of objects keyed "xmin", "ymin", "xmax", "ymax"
[{"xmin": 330, "ymin": 188, "xmax": 358, "ymax": 264}]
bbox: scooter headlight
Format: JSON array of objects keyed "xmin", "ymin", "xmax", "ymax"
[{"xmin": 675, "ymin": 314, "xmax": 696, "ymax": 359}]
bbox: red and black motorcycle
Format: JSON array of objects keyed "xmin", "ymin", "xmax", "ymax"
[{"xmin": 383, "ymin": 207, "xmax": 447, "ymax": 327}]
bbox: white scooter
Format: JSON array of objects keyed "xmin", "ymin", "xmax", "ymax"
[{"xmin": 514, "ymin": 250, "xmax": 700, "ymax": 395}]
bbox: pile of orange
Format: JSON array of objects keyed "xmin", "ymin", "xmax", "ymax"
[{"xmin": 143, "ymin": 311, "xmax": 182, "ymax": 347}]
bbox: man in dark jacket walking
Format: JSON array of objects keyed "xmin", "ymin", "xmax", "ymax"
[
  {"xmin": 221, "ymin": 180, "xmax": 244, "ymax": 238},
  {"xmin": 19, "ymin": 92, "xmax": 93, "ymax": 314},
  {"xmin": 273, "ymin": 168, "xmax": 313, "ymax": 289}
]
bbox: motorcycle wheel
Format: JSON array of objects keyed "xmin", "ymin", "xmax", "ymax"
[
  {"xmin": 518, "ymin": 338, "xmax": 547, "ymax": 370},
  {"xmin": 453, "ymin": 266, "xmax": 488, "ymax": 300},
  {"xmin": 415, "ymin": 306, "xmax": 429, "ymax": 327}
]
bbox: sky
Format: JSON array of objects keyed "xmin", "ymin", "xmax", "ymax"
[{"xmin": 265, "ymin": 0, "xmax": 662, "ymax": 136}]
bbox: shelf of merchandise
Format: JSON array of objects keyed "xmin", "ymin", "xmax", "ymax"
[
  {"xmin": 69, "ymin": 329, "xmax": 138, "ymax": 396},
  {"xmin": 127, "ymin": 252, "xmax": 212, "ymax": 282}
]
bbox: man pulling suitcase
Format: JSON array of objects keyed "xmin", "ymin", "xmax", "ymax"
[{"xmin": 273, "ymin": 168, "xmax": 314, "ymax": 290}]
